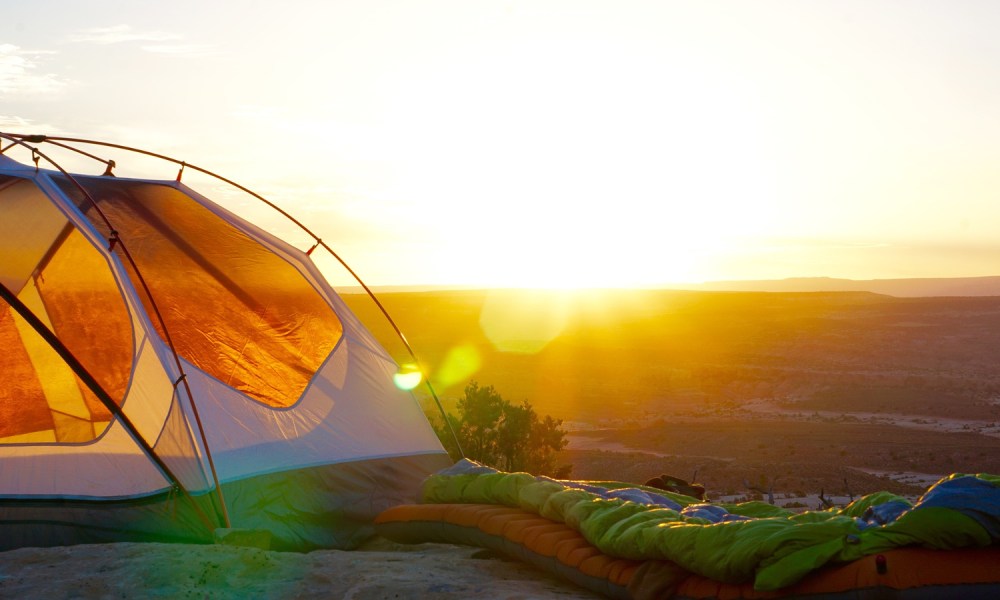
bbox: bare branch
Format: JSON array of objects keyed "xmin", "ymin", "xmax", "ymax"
[{"xmin": 818, "ymin": 488, "xmax": 835, "ymax": 509}]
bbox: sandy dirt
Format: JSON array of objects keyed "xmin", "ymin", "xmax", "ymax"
[
  {"xmin": 740, "ymin": 399, "xmax": 1000, "ymax": 438},
  {"xmin": 0, "ymin": 538, "xmax": 600, "ymax": 600}
]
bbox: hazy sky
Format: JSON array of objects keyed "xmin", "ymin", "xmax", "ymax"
[{"xmin": 3, "ymin": 1, "xmax": 999, "ymax": 288}]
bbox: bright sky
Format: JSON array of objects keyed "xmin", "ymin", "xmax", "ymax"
[{"xmin": 3, "ymin": 0, "xmax": 999, "ymax": 288}]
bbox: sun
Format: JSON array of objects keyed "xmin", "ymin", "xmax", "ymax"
[{"xmin": 314, "ymin": 18, "xmax": 786, "ymax": 289}]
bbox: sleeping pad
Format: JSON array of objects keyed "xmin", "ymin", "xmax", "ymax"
[{"xmin": 398, "ymin": 460, "xmax": 1000, "ymax": 592}]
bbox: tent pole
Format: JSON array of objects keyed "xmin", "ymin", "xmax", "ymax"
[
  {"xmin": 0, "ymin": 134, "xmax": 233, "ymax": 528},
  {"xmin": 0, "ymin": 282, "xmax": 220, "ymax": 534},
  {"xmin": 314, "ymin": 239, "xmax": 466, "ymax": 459},
  {"xmin": 2, "ymin": 133, "xmax": 465, "ymax": 460}
]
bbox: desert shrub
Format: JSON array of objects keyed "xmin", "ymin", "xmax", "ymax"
[{"xmin": 434, "ymin": 381, "xmax": 571, "ymax": 478}]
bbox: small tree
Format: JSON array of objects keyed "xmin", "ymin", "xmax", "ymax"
[{"xmin": 434, "ymin": 381, "xmax": 571, "ymax": 478}]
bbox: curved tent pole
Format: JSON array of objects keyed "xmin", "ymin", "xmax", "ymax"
[
  {"xmin": 32, "ymin": 138, "xmax": 117, "ymax": 174},
  {"xmin": 308, "ymin": 238, "xmax": 466, "ymax": 459},
  {"xmin": 0, "ymin": 133, "xmax": 232, "ymax": 528},
  {"xmin": 0, "ymin": 282, "xmax": 218, "ymax": 535},
  {"xmin": 2, "ymin": 133, "xmax": 466, "ymax": 460}
]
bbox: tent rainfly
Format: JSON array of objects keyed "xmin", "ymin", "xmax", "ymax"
[{"xmin": 0, "ymin": 133, "xmax": 452, "ymax": 551}]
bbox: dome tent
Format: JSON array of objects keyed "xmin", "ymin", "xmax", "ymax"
[{"xmin": 0, "ymin": 133, "xmax": 452, "ymax": 551}]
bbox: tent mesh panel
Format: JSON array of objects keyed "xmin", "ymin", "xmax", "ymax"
[
  {"xmin": 0, "ymin": 176, "xmax": 133, "ymax": 443},
  {"xmin": 53, "ymin": 176, "xmax": 343, "ymax": 409}
]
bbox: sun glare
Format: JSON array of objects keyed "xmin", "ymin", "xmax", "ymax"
[
  {"xmin": 334, "ymin": 21, "xmax": 784, "ymax": 289},
  {"xmin": 393, "ymin": 364, "xmax": 423, "ymax": 391}
]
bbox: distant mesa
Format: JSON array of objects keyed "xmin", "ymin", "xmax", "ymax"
[
  {"xmin": 666, "ymin": 276, "xmax": 1000, "ymax": 298},
  {"xmin": 344, "ymin": 276, "xmax": 1000, "ymax": 298}
]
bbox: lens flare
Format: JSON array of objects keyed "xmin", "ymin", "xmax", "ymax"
[
  {"xmin": 479, "ymin": 290, "xmax": 569, "ymax": 354},
  {"xmin": 434, "ymin": 344, "xmax": 481, "ymax": 388},
  {"xmin": 393, "ymin": 364, "xmax": 423, "ymax": 390}
]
